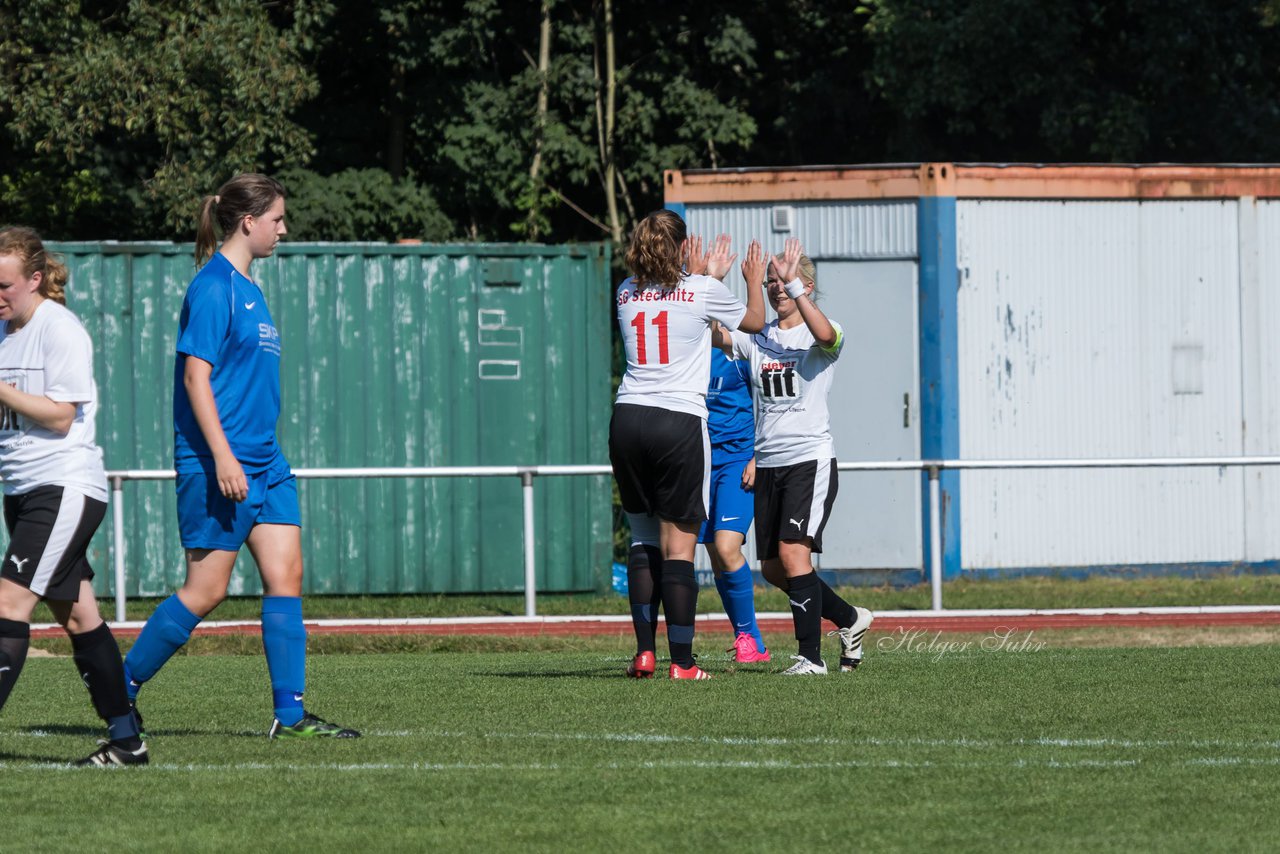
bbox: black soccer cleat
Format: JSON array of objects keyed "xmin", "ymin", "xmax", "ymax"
[
  {"xmin": 75, "ymin": 739, "xmax": 149, "ymax": 767},
  {"xmin": 269, "ymin": 712, "xmax": 361, "ymax": 739}
]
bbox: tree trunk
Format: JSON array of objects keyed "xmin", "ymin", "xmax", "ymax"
[
  {"xmin": 601, "ymin": 0, "xmax": 622, "ymax": 245},
  {"xmin": 527, "ymin": 0, "xmax": 552, "ymax": 240}
]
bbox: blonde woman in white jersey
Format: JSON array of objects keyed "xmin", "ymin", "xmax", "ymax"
[
  {"xmin": 610, "ymin": 210, "xmax": 764, "ymax": 680},
  {"xmin": 718, "ymin": 238, "xmax": 874, "ymax": 675},
  {"xmin": 0, "ymin": 226, "xmax": 148, "ymax": 765}
]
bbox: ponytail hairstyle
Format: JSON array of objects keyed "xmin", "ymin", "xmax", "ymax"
[
  {"xmin": 625, "ymin": 209, "xmax": 687, "ymax": 289},
  {"xmin": 797, "ymin": 253, "xmax": 819, "ymax": 302},
  {"xmin": 195, "ymin": 173, "xmax": 287, "ymax": 266},
  {"xmin": 0, "ymin": 226, "xmax": 69, "ymax": 305}
]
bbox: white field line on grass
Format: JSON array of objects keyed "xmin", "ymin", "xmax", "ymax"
[
  {"xmin": 32, "ymin": 604, "xmax": 1280, "ymax": 633},
  {"xmin": 13, "ymin": 728, "xmax": 1280, "ymax": 753},
  {"xmin": 473, "ymin": 730, "xmax": 1280, "ymax": 752},
  {"xmin": 12, "ymin": 756, "xmax": 1280, "ymax": 772}
]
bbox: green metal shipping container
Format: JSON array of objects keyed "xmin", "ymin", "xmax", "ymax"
[{"xmin": 49, "ymin": 241, "xmax": 614, "ymax": 597}]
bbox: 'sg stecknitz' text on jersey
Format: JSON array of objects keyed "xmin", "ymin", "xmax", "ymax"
[{"xmin": 617, "ymin": 287, "xmax": 696, "ymax": 305}]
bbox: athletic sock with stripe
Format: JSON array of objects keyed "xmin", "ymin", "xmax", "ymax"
[
  {"xmin": 627, "ymin": 544, "xmax": 663, "ymax": 655},
  {"xmin": 262, "ymin": 596, "xmax": 307, "ymax": 727},
  {"xmin": 661, "ymin": 560, "xmax": 699, "ymax": 668},
  {"xmin": 0, "ymin": 618, "xmax": 30, "ymax": 713},
  {"xmin": 787, "ymin": 572, "xmax": 824, "ymax": 664},
  {"xmin": 716, "ymin": 562, "xmax": 766, "ymax": 651},
  {"xmin": 70, "ymin": 622, "xmax": 141, "ymax": 749},
  {"xmin": 123, "ymin": 593, "xmax": 202, "ymax": 700},
  {"xmin": 817, "ymin": 575, "xmax": 856, "ymax": 629}
]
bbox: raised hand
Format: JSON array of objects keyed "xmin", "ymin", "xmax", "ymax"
[
  {"xmin": 740, "ymin": 239, "xmax": 766, "ymax": 288},
  {"xmin": 683, "ymin": 235, "xmax": 708, "ymax": 276},
  {"xmin": 704, "ymin": 233, "xmax": 737, "ymax": 281},
  {"xmin": 769, "ymin": 237, "xmax": 803, "ymax": 285}
]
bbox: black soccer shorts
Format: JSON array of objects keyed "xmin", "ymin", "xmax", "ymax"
[
  {"xmin": 2, "ymin": 486, "xmax": 106, "ymax": 601},
  {"xmin": 753, "ymin": 458, "xmax": 838, "ymax": 559},
  {"xmin": 609, "ymin": 403, "xmax": 710, "ymax": 525}
]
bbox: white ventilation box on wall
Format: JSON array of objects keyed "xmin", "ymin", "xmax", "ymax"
[{"xmin": 771, "ymin": 205, "xmax": 794, "ymax": 232}]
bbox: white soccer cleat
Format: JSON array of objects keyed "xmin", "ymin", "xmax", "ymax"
[
  {"xmin": 780, "ymin": 655, "xmax": 828, "ymax": 676},
  {"xmin": 831, "ymin": 606, "xmax": 874, "ymax": 672}
]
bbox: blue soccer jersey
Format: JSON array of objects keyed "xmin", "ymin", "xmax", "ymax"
[
  {"xmin": 173, "ymin": 252, "xmax": 283, "ymax": 473},
  {"xmin": 706, "ymin": 348, "xmax": 754, "ymax": 464}
]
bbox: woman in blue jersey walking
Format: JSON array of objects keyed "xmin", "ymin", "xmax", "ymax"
[{"xmin": 124, "ymin": 173, "xmax": 358, "ymax": 738}]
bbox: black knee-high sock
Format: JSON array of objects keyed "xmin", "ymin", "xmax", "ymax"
[
  {"xmin": 817, "ymin": 576, "xmax": 856, "ymax": 629},
  {"xmin": 787, "ymin": 572, "xmax": 824, "ymax": 664},
  {"xmin": 661, "ymin": 560, "xmax": 698, "ymax": 668},
  {"xmin": 628, "ymin": 545, "xmax": 663, "ymax": 655},
  {"xmin": 70, "ymin": 623, "xmax": 140, "ymax": 747},
  {"xmin": 0, "ymin": 618, "xmax": 31, "ymax": 713}
]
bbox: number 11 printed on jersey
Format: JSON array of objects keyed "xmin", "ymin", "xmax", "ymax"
[{"xmin": 630, "ymin": 310, "xmax": 670, "ymax": 365}]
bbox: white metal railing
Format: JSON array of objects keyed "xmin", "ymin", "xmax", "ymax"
[{"xmin": 105, "ymin": 455, "xmax": 1280, "ymax": 622}]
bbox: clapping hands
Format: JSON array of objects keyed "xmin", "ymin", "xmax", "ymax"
[
  {"xmin": 704, "ymin": 234, "xmax": 737, "ymax": 280},
  {"xmin": 770, "ymin": 237, "xmax": 802, "ymax": 284},
  {"xmin": 740, "ymin": 239, "xmax": 766, "ymax": 288}
]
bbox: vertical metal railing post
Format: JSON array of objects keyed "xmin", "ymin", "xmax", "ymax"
[
  {"xmin": 112, "ymin": 475, "xmax": 127, "ymax": 623},
  {"xmin": 521, "ymin": 470, "xmax": 537, "ymax": 617},
  {"xmin": 928, "ymin": 465, "xmax": 943, "ymax": 611}
]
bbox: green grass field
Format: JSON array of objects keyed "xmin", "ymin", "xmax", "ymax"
[
  {"xmin": 3, "ymin": 631, "xmax": 1279, "ymax": 852},
  {"xmin": 61, "ymin": 571, "xmax": 1280, "ymax": 623}
]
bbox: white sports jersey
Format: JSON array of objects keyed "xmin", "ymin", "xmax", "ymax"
[
  {"xmin": 730, "ymin": 319, "xmax": 844, "ymax": 467},
  {"xmin": 0, "ymin": 300, "xmax": 107, "ymax": 500},
  {"xmin": 614, "ymin": 274, "xmax": 747, "ymax": 418}
]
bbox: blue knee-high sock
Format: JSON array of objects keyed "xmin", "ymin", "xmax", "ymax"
[
  {"xmin": 713, "ymin": 570, "xmax": 740, "ymax": 631},
  {"xmin": 123, "ymin": 594, "xmax": 201, "ymax": 700},
  {"xmin": 261, "ymin": 596, "xmax": 306, "ymax": 727},
  {"xmin": 715, "ymin": 563, "xmax": 766, "ymax": 652}
]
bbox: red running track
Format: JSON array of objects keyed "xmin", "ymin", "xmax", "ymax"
[{"xmin": 31, "ymin": 609, "xmax": 1280, "ymax": 639}]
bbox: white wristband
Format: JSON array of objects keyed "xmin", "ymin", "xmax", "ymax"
[{"xmin": 784, "ymin": 278, "xmax": 806, "ymax": 300}]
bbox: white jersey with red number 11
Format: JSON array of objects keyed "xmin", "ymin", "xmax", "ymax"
[{"xmin": 613, "ymin": 273, "xmax": 747, "ymax": 420}]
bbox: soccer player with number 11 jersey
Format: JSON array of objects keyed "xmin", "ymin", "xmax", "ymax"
[{"xmin": 609, "ymin": 211, "xmax": 764, "ymax": 680}]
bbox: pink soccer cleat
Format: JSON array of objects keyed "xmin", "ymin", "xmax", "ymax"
[
  {"xmin": 730, "ymin": 632, "xmax": 772, "ymax": 663},
  {"xmin": 627, "ymin": 650, "xmax": 656, "ymax": 678},
  {"xmin": 669, "ymin": 662, "xmax": 712, "ymax": 680}
]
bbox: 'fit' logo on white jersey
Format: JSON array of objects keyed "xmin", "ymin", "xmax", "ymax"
[{"xmin": 760, "ymin": 362, "xmax": 799, "ymax": 399}]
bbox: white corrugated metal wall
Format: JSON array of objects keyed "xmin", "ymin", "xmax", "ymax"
[
  {"xmin": 683, "ymin": 201, "xmax": 917, "ymax": 272},
  {"xmin": 956, "ymin": 199, "xmax": 1251, "ymax": 569},
  {"xmin": 1244, "ymin": 201, "xmax": 1280, "ymax": 560}
]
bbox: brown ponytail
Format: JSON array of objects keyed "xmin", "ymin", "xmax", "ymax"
[
  {"xmin": 625, "ymin": 210, "xmax": 687, "ymax": 288},
  {"xmin": 195, "ymin": 195, "xmax": 220, "ymax": 267},
  {"xmin": 0, "ymin": 226, "xmax": 68, "ymax": 304},
  {"xmin": 194, "ymin": 173, "xmax": 287, "ymax": 266}
]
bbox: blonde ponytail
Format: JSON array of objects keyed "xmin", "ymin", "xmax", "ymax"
[{"xmin": 0, "ymin": 226, "xmax": 68, "ymax": 303}]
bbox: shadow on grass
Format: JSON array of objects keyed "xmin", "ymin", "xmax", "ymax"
[
  {"xmin": 0, "ymin": 749, "xmax": 71, "ymax": 764},
  {"xmin": 18, "ymin": 723, "xmax": 102, "ymax": 737},
  {"xmin": 483, "ymin": 666, "xmax": 624, "ymax": 679},
  {"xmin": 482, "ymin": 665, "xmax": 780, "ymax": 679},
  {"xmin": 20, "ymin": 722, "xmax": 266, "ymax": 739}
]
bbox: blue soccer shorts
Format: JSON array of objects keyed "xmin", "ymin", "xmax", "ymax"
[
  {"xmin": 698, "ymin": 456, "xmax": 754, "ymax": 544},
  {"xmin": 176, "ymin": 454, "xmax": 300, "ymax": 550}
]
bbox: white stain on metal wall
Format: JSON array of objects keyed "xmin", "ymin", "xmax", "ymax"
[{"xmin": 957, "ymin": 199, "xmax": 1245, "ymax": 568}]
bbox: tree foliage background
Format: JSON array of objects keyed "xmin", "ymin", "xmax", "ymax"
[{"xmin": 4, "ymin": 0, "xmax": 1280, "ymax": 243}]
